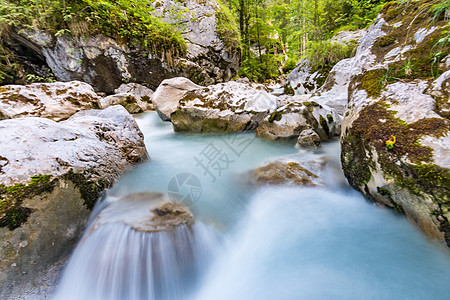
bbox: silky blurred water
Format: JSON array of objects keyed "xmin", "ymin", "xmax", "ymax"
[{"xmin": 54, "ymin": 112, "xmax": 450, "ymax": 300}]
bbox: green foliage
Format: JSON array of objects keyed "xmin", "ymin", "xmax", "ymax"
[
  {"xmin": 0, "ymin": 0, "xmax": 187, "ymax": 58},
  {"xmin": 26, "ymin": 73, "xmax": 56, "ymax": 83},
  {"xmin": 282, "ymin": 57, "xmax": 298, "ymax": 73},
  {"xmin": 430, "ymin": 0, "xmax": 450, "ymax": 22},
  {"xmin": 216, "ymin": 0, "xmax": 241, "ymax": 51},
  {"xmin": 305, "ymin": 40, "xmax": 353, "ymax": 73},
  {"xmin": 238, "ymin": 53, "xmax": 283, "ymax": 82},
  {"xmin": 0, "ymin": 42, "xmax": 18, "ymax": 84}
]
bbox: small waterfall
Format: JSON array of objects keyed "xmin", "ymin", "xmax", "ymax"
[
  {"xmin": 53, "ymin": 195, "xmax": 220, "ymax": 300},
  {"xmin": 50, "ymin": 113, "xmax": 450, "ymax": 300}
]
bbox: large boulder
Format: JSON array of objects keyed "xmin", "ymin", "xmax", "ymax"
[
  {"xmin": 0, "ymin": 105, "xmax": 148, "ymax": 297},
  {"xmin": 170, "ymin": 81, "xmax": 278, "ymax": 133},
  {"xmin": 152, "ymin": 77, "xmax": 203, "ymax": 121},
  {"xmin": 256, "ymin": 99, "xmax": 341, "ymax": 141},
  {"xmin": 6, "ymin": 0, "xmax": 240, "ymax": 93},
  {"xmin": 0, "ymin": 81, "xmax": 100, "ymax": 121},
  {"xmin": 340, "ymin": 0, "xmax": 450, "ymax": 246}
]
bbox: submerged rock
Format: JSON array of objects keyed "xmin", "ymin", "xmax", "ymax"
[
  {"xmin": 256, "ymin": 100, "xmax": 341, "ymax": 141},
  {"xmin": 246, "ymin": 154, "xmax": 327, "ymax": 187},
  {"xmin": 0, "ymin": 105, "xmax": 148, "ymax": 297},
  {"xmin": 152, "ymin": 77, "xmax": 203, "ymax": 121},
  {"xmin": 91, "ymin": 193, "xmax": 194, "ymax": 233},
  {"xmin": 170, "ymin": 81, "xmax": 278, "ymax": 133},
  {"xmin": 340, "ymin": 0, "xmax": 450, "ymax": 247},
  {"xmin": 297, "ymin": 129, "xmax": 321, "ymax": 148},
  {"xmin": 0, "ymin": 81, "xmax": 100, "ymax": 121}
]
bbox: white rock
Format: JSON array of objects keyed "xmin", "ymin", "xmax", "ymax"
[
  {"xmin": 152, "ymin": 77, "xmax": 203, "ymax": 121},
  {"xmin": 170, "ymin": 81, "xmax": 278, "ymax": 133},
  {"xmin": 0, "ymin": 105, "xmax": 148, "ymax": 186},
  {"xmin": 309, "ymin": 57, "xmax": 354, "ymax": 116},
  {"xmin": 0, "ymin": 81, "xmax": 100, "ymax": 121},
  {"xmin": 256, "ymin": 100, "xmax": 341, "ymax": 141},
  {"xmin": 382, "ymin": 81, "xmax": 442, "ymax": 123},
  {"xmin": 114, "ymin": 83, "xmax": 154, "ymax": 110}
]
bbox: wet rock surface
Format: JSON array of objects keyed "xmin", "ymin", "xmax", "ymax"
[
  {"xmin": 91, "ymin": 193, "xmax": 194, "ymax": 233},
  {"xmin": 170, "ymin": 81, "xmax": 278, "ymax": 133},
  {"xmin": 340, "ymin": 0, "xmax": 450, "ymax": 246},
  {"xmin": 256, "ymin": 100, "xmax": 341, "ymax": 141},
  {"xmin": 0, "ymin": 105, "xmax": 148, "ymax": 297},
  {"xmin": 246, "ymin": 154, "xmax": 327, "ymax": 187}
]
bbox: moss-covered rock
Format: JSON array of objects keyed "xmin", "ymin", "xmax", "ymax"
[
  {"xmin": 341, "ymin": 0, "xmax": 450, "ymax": 247},
  {"xmin": 0, "ymin": 105, "xmax": 148, "ymax": 296}
]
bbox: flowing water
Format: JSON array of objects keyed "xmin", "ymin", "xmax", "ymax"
[{"xmin": 53, "ymin": 112, "xmax": 450, "ymax": 300}]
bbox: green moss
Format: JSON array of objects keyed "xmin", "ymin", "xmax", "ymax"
[
  {"xmin": 383, "ymin": 7, "xmax": 401, "ymax": 22},
  {"xmin": 345, "ymin": 101, "xmax": 450, "ymax": 199},
  {"xmin": 341, "ymin": 131, "xmax": 373, "ymax": 187},
  {"xmin": 283, "ymin": 84, "xmax": 294, "ymax": 95},
  {"xmin": 361, "ymin": 69, "xmax": 385, "ymax": 97},
  {"xmin": 141, "ymin": 95, "xmax": 152, "ymax": 103},
  {"xmin": 376, "ymin": 35, "xmax": 397, "ymax": 47},
  {"xmin": 319, "ymin": 115, "xmax": 330, "ymax": 137},
  {"xmin": 377, "ymin": 186, "xmax": 392, "ymax": 197},
  {"xmin": 0, "ymin": 206, "xmax": 33, "ymax": 230},
  {"xmin": 268, "ymin": 110, "xmax": 283, "ymax": 123},
  {"xmin": 0, "ymin": 174, "xmax": 56, "ymax": 230},
  {"xmin": 63, "ymin": 170, "xmax": 105, "ymax": 210},
  {"xmin": 303, "ymin": 101, "xmax": 321, "ymax": 108},
  {"xmin": 326, "ymin": 113, "xmax": 334, "ymax": 123}
]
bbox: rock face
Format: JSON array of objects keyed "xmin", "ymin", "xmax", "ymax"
[
  {"xmin": 340, "ymin": 0, "xmax": 450, "ymax": 246},
  {"xmin": 246, "ymin": 154, "xmax": 327, "ymax": 187},
  {"xmin": 155, "ymin": 0, "xmax": 240, "ymax": 85},
  {"xmin": 308, "ymin": 57, "xmax": 354, "ymax": 116},
  {"xmin": 0, "ymin": 81, "xmax": 100, "ymax": 121},
  {"xmin": 7, "ymin": 0, "xmax": 240, "ymax": 93},
  {"xmin": 91, "ymin": 193, "xmax": 194, "ymax": 233},
  {"xmin": 284, "ymin": 30, "xmax": 365, "ymax": 97},
  {"xmin": 285, "ymin": 58, "xmax": 326, "ymax": 95},
  {"xmin": 170, "ymin": 81, "xmax": 278, "ymax": 133},
  {"xmin": 152, "ymin": 77, "xmax": 203, "ymax": 121},
  {"xmin": 256, "ymin": 99, "xmax": 341, "ymax": 141},
  {"xmin": 0, "ymin": 105, "xmax": 148, "ymax": 297},
  {"xmin": 330, "ymin": 29, "xmax": 367, "ymax": 45}
]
